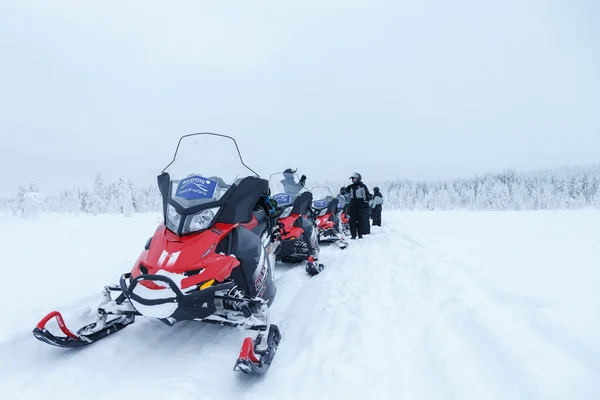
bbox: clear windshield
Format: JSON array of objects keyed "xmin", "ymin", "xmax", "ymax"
[
  {"xmin": 163, "ymin": 133, "xmax": 257, "ymax": 209},
  {"xmin": 309, "ymin": 186, "xmax": 334, "ymax": 209},
  {"xmin": 268, "ymin": 171, "xmax": 309, "ymax": 207}
]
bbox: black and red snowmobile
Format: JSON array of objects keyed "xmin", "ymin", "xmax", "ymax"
[
  {"xmin": 310, "ymin": 186, "xmax": 349, "ymax": 249},
  {"xmin": 32, "ymin": 133, "xmax": 283, "ymax": 375},
  {"xmin": 268, "ymin": 169, "xmax": 324, "ymax": 275}
]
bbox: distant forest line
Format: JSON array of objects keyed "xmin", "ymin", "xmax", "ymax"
[{"xmin": 1, "ymin": 163, "xmax": 599, "ymax": 218}]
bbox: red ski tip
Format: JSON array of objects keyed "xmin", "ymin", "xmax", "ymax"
[
  {"xmin": 238, "ymin": 337, "xmax": 260, "ymax": 364},
  {"xmin": 35, "ymin": 311, "xmax": 79, "ymax": 340}
]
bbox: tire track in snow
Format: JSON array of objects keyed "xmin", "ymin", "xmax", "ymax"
[
  {"xmin": 346, "ymin": 225, "xmax": 537, "ymax": 400},
  {"xmin": 431, "ymin": 247, "xmax": 600, "ymax": 376},
  {"xmin": 396, "ymin": 230, "xmax": 599, "ymax": 400},
  {"xmin": 243, "ymin": 228, "xmax": 460, "ymax": 399}
]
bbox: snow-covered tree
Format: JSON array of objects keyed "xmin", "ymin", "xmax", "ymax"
[
  {"xmin": 3, "ymin": 163, "xmax": 599, "ymax": 217},
  {"xmin": 21, "ymin": 183, "xmax": 47, "ymax": 218},
  {"xmin": 92, "ymin": 172, "xmax": 107, "ymax": 214}
]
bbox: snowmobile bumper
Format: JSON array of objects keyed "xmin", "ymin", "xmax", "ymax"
[
  {"xmin": 119, "ymin": 272, "xmax": 230, "ymax": 310},
  {"xmin": 121, "ymin": 272, "xmax": 234, "ymax": 304},
  {"xmin": 119, "ymin": 273, "xmax": 270, "ymax": 324},
  {"xmin": 120, "ymin": 272, "xmax": 239, "ymax": 320},
  {"xmin": 277, "ymin": 238, "xmax": 311, "ymax": 263}
]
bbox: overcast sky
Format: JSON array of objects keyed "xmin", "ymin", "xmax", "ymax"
[{"xmin": 1, "ymin": 0, "xmax": 598, "ymax": 195}]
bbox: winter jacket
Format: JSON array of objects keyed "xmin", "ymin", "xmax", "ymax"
[
  {"xmin": 372, "ymin": 192, "xmax": 383, "ymax": 207},
  {"xmin": 345, "ymin": 182, "xmax": 371, "ymax": 204}
]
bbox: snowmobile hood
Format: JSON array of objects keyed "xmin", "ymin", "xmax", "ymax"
[{"xmin": 130, "ymin": 223, "xmax": 240, "ymax": 291}]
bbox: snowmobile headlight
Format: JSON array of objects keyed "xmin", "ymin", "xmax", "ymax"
[
  {"xmin": 319, "ymin": 209, "xmax": 327, "ymax": 217},
  {"xmin": 280, "ymin": 206, "xmax": 292, "ymax": 218},
  {"xmin": 166, "ymin": 203, "xmax": 181, "ymax": 232},
  {"xmin": 184, "ymin": 207, "xmax": 220, "ymax": 234}
]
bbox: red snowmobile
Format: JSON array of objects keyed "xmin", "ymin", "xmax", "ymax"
[
  {"xmin": 268, "ymin": 170, "xmax": 324, "ymax": 275},
  {"xmin": 310, "ymin": 186, "xmax": 349, "ymax": 249},
  {"xmin": 32, "ymin": 133, "xmax": 282, "ymax": 375}
]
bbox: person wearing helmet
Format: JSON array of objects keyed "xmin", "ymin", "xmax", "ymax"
[
  {"xmin": 280, "ymin": 168, "xmax": 307, "ymax": 194},
  {"xmin": 371, "ymin": 186, "xmax": 383, "ymax": 226},
  {"xmin": 344, "ymin": 172, "xmax": 371, "ymax": 239}
]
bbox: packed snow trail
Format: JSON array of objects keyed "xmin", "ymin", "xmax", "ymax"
[
  {"xmin": 0, "ymin": 211, "xmax": 598, "ymax": 399},
  {"xmin": 243, "ymin": 221, "xmax": 599, "ymax": 400}
]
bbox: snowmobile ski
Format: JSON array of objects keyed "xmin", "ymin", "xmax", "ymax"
[
  {"xmin": 33, "ymin": 310, "xmax": 135, "ymax": 348},
  {"xmin": 305, "ymin": 255, "xmax": 325, "ymax": 276},
  {"xmin": 234, "ymin": 324, "xmax": 281, "ymax": 374}
]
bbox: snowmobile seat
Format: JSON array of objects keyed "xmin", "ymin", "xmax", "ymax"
[
  {"xmin": 290, "ymin": 191, "xmax": 313, "ymax": 215},
  {"xmin": 326, "ymin": 197, "xmax": 339, "ymax": 214},
  {"xmin": 219, "ymin": 176, "xmax": 269, "ymax": 224}
]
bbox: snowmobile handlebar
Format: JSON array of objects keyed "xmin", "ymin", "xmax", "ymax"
[{"xmin": 276, "ymin": 221, "xmax": 288, "ymax": 236}]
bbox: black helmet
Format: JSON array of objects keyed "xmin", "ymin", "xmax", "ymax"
[
  {"xmin": 283, "ymin": 168, "xmax": 296, "ymax": 179},
  {"xmin": 373, "ymin": 186, "xmax": 380, "ymax": 192},
  {"xmin": 340, "ymin": 186, "xmax": 346, "ymax": 194}
]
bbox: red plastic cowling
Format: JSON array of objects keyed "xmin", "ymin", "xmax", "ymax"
[
  {"xmin": 238, "ymin": 337, "xmax": 260, "ymax": 363},
  {"xmin": 35, "ymin": 311, "xmax": 79, "ymax": 340}
]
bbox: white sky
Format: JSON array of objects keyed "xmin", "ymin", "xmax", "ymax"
[{"xmin": 0, "ymin": 0, "xmax": 599, "ymax": 195}]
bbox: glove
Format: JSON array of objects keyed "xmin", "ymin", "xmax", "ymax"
[{"xmin": 300, "ymin": 174, "xmax": 306, "ymax": 182}]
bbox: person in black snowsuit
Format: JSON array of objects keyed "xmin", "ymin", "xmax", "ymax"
[
  {"xmin": 371, "ymin": 187, "xmax": 383, "ymax": 226},
  {"xmin": 345, "ymin": 172, "xmax": 371, "ymax": 239},
  {"xmin": 362, "ymin": 192, "xmax": 372, "ymax": 235}
]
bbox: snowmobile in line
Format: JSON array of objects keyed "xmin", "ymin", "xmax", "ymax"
[
  {"xmin": 32, "ymin": 133, "xmax": 283, "ymax": 375},
  {"xmin": 268, "ymin": 170, "xmax": 324, "ymax": 275},
  {"xmin": 310, "ymin": 186, "xmax": 349, "ymax": 249}
]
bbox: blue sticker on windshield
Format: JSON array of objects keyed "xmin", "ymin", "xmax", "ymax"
[
  {"xmin": 272, "ymin": 193, "xmax": 291, "ymax": 205},
  {"xmin": 313, "ymin": 199, "xmax": 328, "ymax": 208},
  {"xmin": 175, "ymin": 175, "xmax": 217, "ymax": 200}
]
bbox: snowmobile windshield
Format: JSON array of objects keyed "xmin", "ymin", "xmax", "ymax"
[
  {"xmin": 161, "ymin": 133, "xmax": 258, "ymax": 235},
  {"xmin": 309, "ymin": 186, "xmax": 334, "ymax": 209},
  {"xmin": 268, "ymin": 171, "xmax": 309, "ymax": 208}
]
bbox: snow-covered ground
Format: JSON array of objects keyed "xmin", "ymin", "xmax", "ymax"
[{"xmin": 0, "ymin": 210, "xmax": 598, "ymax": 399}]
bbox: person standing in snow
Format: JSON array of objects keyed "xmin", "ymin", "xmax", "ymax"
[
  {"xmin": 345, "ymin": 172, "xmax": 371, "ymax": 239},
  {"xmin": 371, "ymin": 187, "xmax": 383, "ymax": 226}
]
